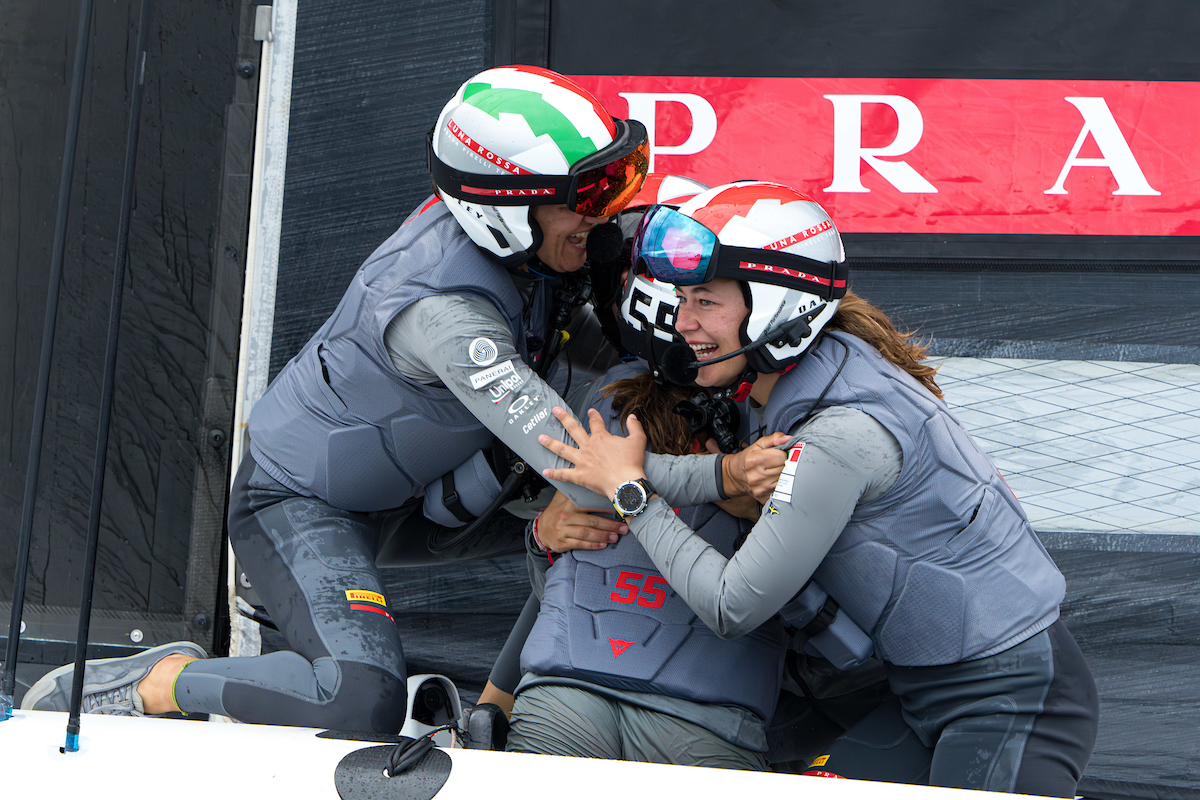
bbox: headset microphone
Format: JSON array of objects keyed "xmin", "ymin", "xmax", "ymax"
[
  {"xmin": 658, "ymin": 305, "xmax": 826, "ymax": 386},
  {"xmin": 585, "ymin": 221, "xmax": 625, "ymax": 266}
]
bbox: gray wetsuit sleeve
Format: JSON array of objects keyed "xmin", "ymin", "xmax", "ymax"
[
  {"xmin": 385, "ymin": 294, "xmax": 611, "ymax": 510},
  {"xmin": 627, "ymin": 406, "xmax": 902, "ymax": 639},
  {"xmin": 642, "ymin": 452, "xmax": 727, "ymax": 506}
]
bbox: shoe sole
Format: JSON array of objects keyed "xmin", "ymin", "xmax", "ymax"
[{"xmin": 20, "ymin": 641, "xmax": 207, "ymax": 713}]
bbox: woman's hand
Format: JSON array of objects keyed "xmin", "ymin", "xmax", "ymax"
[
  {"xmin": 536, "ymin": 491, "xmax": 629, "ymax": 553},
  {"xmin": 539, "ymin": 407, "xmax": 648, "ymax": 500},
  {"xmin": 722, "ymin": 433, "xmax": 792, "ymax": 503}
]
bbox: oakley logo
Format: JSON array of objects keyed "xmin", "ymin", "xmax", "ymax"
[{"xmin": 508, "ymin": 394, "xmax": 534, "ymax": 415}]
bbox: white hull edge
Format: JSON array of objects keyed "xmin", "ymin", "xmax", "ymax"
[{"xmin": 0, "ymin": 709, "xmax": 1037, "ymax": 800}]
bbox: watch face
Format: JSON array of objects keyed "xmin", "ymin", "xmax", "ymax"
[{"xmin": 615, "ymin": 481, "xmax": 646, "ymax": 515}]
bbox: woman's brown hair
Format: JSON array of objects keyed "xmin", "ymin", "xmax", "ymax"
[
  {"xmin": 598, "ymin": 289, "xmax": 939, "ymax": 451},
  {"xmin": 600, "ymin": 372, "xmax": 697, "ymax": 456},
  {"xmin": 827, "ymin": 289, "xmax": 943, "ymax": 399}
]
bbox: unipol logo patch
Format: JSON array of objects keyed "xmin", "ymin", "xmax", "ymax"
[{"xmin": 609, "ymin": 638, "xmax": 635, "ymax": 658}]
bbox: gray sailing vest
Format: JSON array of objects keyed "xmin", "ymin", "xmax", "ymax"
[
  {"xmin": 521, "ymin": 369, "xmax": 788, "ymax": 721},
  {"xmin": 762, "ymin": 331, "xmax": 1064, "ymax": 666},
  {"xmin": 248, "ymin": 199, "xmax": 551, "ymax": 512}
]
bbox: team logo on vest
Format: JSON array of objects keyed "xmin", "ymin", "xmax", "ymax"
[
  {"xmin": 521, "ymin": 408, "xmax": 549, "ymax": 434},
  {"xmin": 490, "ymin": 375, "xmax": 525, "ymax": 403},
  {"xmin": 469, "ymin": 337, "xmax": 499, "ymax": 366},
  {"xmin": 506, "ymin": 392, "xmax": 541, "ymax": 424},
  {"xmin": 470, "ymin": 359, "xmax": 517, "ymax": 389},
  {"xmin": 345, "ymin": 590, "xmax": 395, "ymax": 624},
  {"xmin": 609, "ymin": 638, "xmax": 635, "ymax": 658},
  {"xmin": 771, "ymin": 443, "xmax": 805, "ymax": 504}
]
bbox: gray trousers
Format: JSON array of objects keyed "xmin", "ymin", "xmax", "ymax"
[
  {"xmin": 506, "ymin": 684, "xmax": 770, "ymax": 771},
  {"xmin": 174, "ymin": 454, "xmax": 410, "ymax": 731},
  {"xmin": 886, "ymin": 620, "xmax": 1098, "ymax": 796}
]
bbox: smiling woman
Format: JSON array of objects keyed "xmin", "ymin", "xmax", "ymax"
[
  {"xmin": 672, "ymin": 280, "xmax": 752, "ymax": 388},
  {"xmin": 540, "ymin": 180, "xmax": 1099, "ymax": 797},
  {"xmin": 22, "ymin": 65, "xmax": 652, "ymax": 735},
  {"xmin": 530, "ymin": 204, "xmax": 609, "ymax": 273}
]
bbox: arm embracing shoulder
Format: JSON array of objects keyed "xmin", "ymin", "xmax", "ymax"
[
  {"xmin": 387, "ymin": 293, "xmax": 610, "ymax": 509},
  {"xmin": 629, "ymin": 407, "xmax": 901, "ymax": 638}
]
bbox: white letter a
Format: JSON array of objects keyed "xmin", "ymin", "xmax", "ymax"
[{"xmin": 1045, "ymin": 97, "xmax": 1159, "ymax": 195}]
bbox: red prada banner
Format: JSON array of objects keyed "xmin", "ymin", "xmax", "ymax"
[{"xmin": 572, "ymin": 76, "xmax": 1200, "ymax": 236}]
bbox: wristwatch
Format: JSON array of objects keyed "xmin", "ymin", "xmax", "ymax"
[{"xmin": 612, "ymin": 478, "xmax": 656, "ymax": 518}]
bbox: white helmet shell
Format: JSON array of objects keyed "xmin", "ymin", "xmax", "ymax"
[
  {"xmin": 432, "ymin": 66, "xmax": 618, "ymax": 264},
  {"xmin": 618, "ymin": 268, "xmax": 680, "ymax": 372},
  {"xmin": 678, "ymin": 181, "xmax": 846, "ymax": 372}
]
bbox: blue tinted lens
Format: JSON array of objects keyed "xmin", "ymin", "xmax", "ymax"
[{"xmin": 633, "ymin": 206, "xmax": 717, "ymax": 286}]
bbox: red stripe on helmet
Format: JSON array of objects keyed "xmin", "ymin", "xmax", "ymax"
[
  {"xmin": 507, "ymin": 65, "xmax": 617, "ymax": 137},
  {"xmin": 691, "ymin": 183, "xmax": 816, "ymax": 236},
  {"xmin": 738, "ymin": 261, "xmax": 845, "ymax": 288},
  {"xmin": 461, "ymin": 186, "xmax": 556, "ymax": 197}
]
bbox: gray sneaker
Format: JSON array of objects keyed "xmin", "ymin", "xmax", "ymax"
[{"xmin": 20, "ymin": 641, "xmax": 207, "ymax": 715}]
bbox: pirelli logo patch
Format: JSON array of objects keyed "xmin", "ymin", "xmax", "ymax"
[
  {"xmin": 771, "ymin": 443, "xmax": 805, "ymax": 504},
  {"xmin": 345, "ymin": 590, "xmax": 395, "ymax": 624}
]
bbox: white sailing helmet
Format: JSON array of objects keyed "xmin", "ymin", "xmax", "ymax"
[
  {"xmin": 635, "ymin": 181, "xmax": 849, "ymax": 375},
  {"xmin": 429, "ymin": 65, "xmax": 649, "ymax": 266}
]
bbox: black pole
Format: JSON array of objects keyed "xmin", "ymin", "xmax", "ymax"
[
  {"xmin": 62, "ymin": 0, "xmax": 153, "ymax": 752},
  {"xmin": 2, "ymin": 0, "xmax": 97, "ymax": 720}
]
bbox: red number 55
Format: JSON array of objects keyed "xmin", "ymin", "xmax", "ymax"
[{"xmin": 610, "ymin": 571, "xmax": 668, "ymax": 609}]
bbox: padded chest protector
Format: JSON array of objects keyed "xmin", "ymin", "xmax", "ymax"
[
  {"xmin": 520, "ymin": 375, "xmax": 787, "ymax": 721},
  {"xmin": 761, "ymin": 332, "xmax": 1064, "ymax": 665}
]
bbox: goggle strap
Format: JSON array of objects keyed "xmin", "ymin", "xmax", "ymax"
[
  {"xmin": 715, "ymin": 246, "xmax": 848, "ymax": 300},
  {"xmin": 429, "ymin": 151, "xmax": 570, "ymax": 206},
  {"xmin": 429, "ymin": 120, "xmax": 649, "ymax": 211}
]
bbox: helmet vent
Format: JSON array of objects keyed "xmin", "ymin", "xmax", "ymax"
[{"xmin": 487, "ymin": 225, "xmax": 510, "ymax": 250}]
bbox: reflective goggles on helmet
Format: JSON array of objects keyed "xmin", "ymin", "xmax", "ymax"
[
  {"xmin": 632, "ymin": 205, "xmax": 849, "ymax": 300},
  {"xmin": 428, "ymin": 117, "xmax": 650, "ymax": 218}
]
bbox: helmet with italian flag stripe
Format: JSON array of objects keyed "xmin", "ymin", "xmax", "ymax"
[{"xmin": 430, "ymin": 65, "xmax": 649, "ymax": 266}]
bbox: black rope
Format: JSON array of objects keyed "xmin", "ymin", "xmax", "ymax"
[
  {"xmin": 384, "ymin": 724, "xmax": 462, "ymax": 777},
  {"xmin": 62, "ymin": 0, "xmax": 153, "ymax": 752},
  {"xmin": 2, "ymin": 0, "xmax": 97, "ymax": 718}
]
